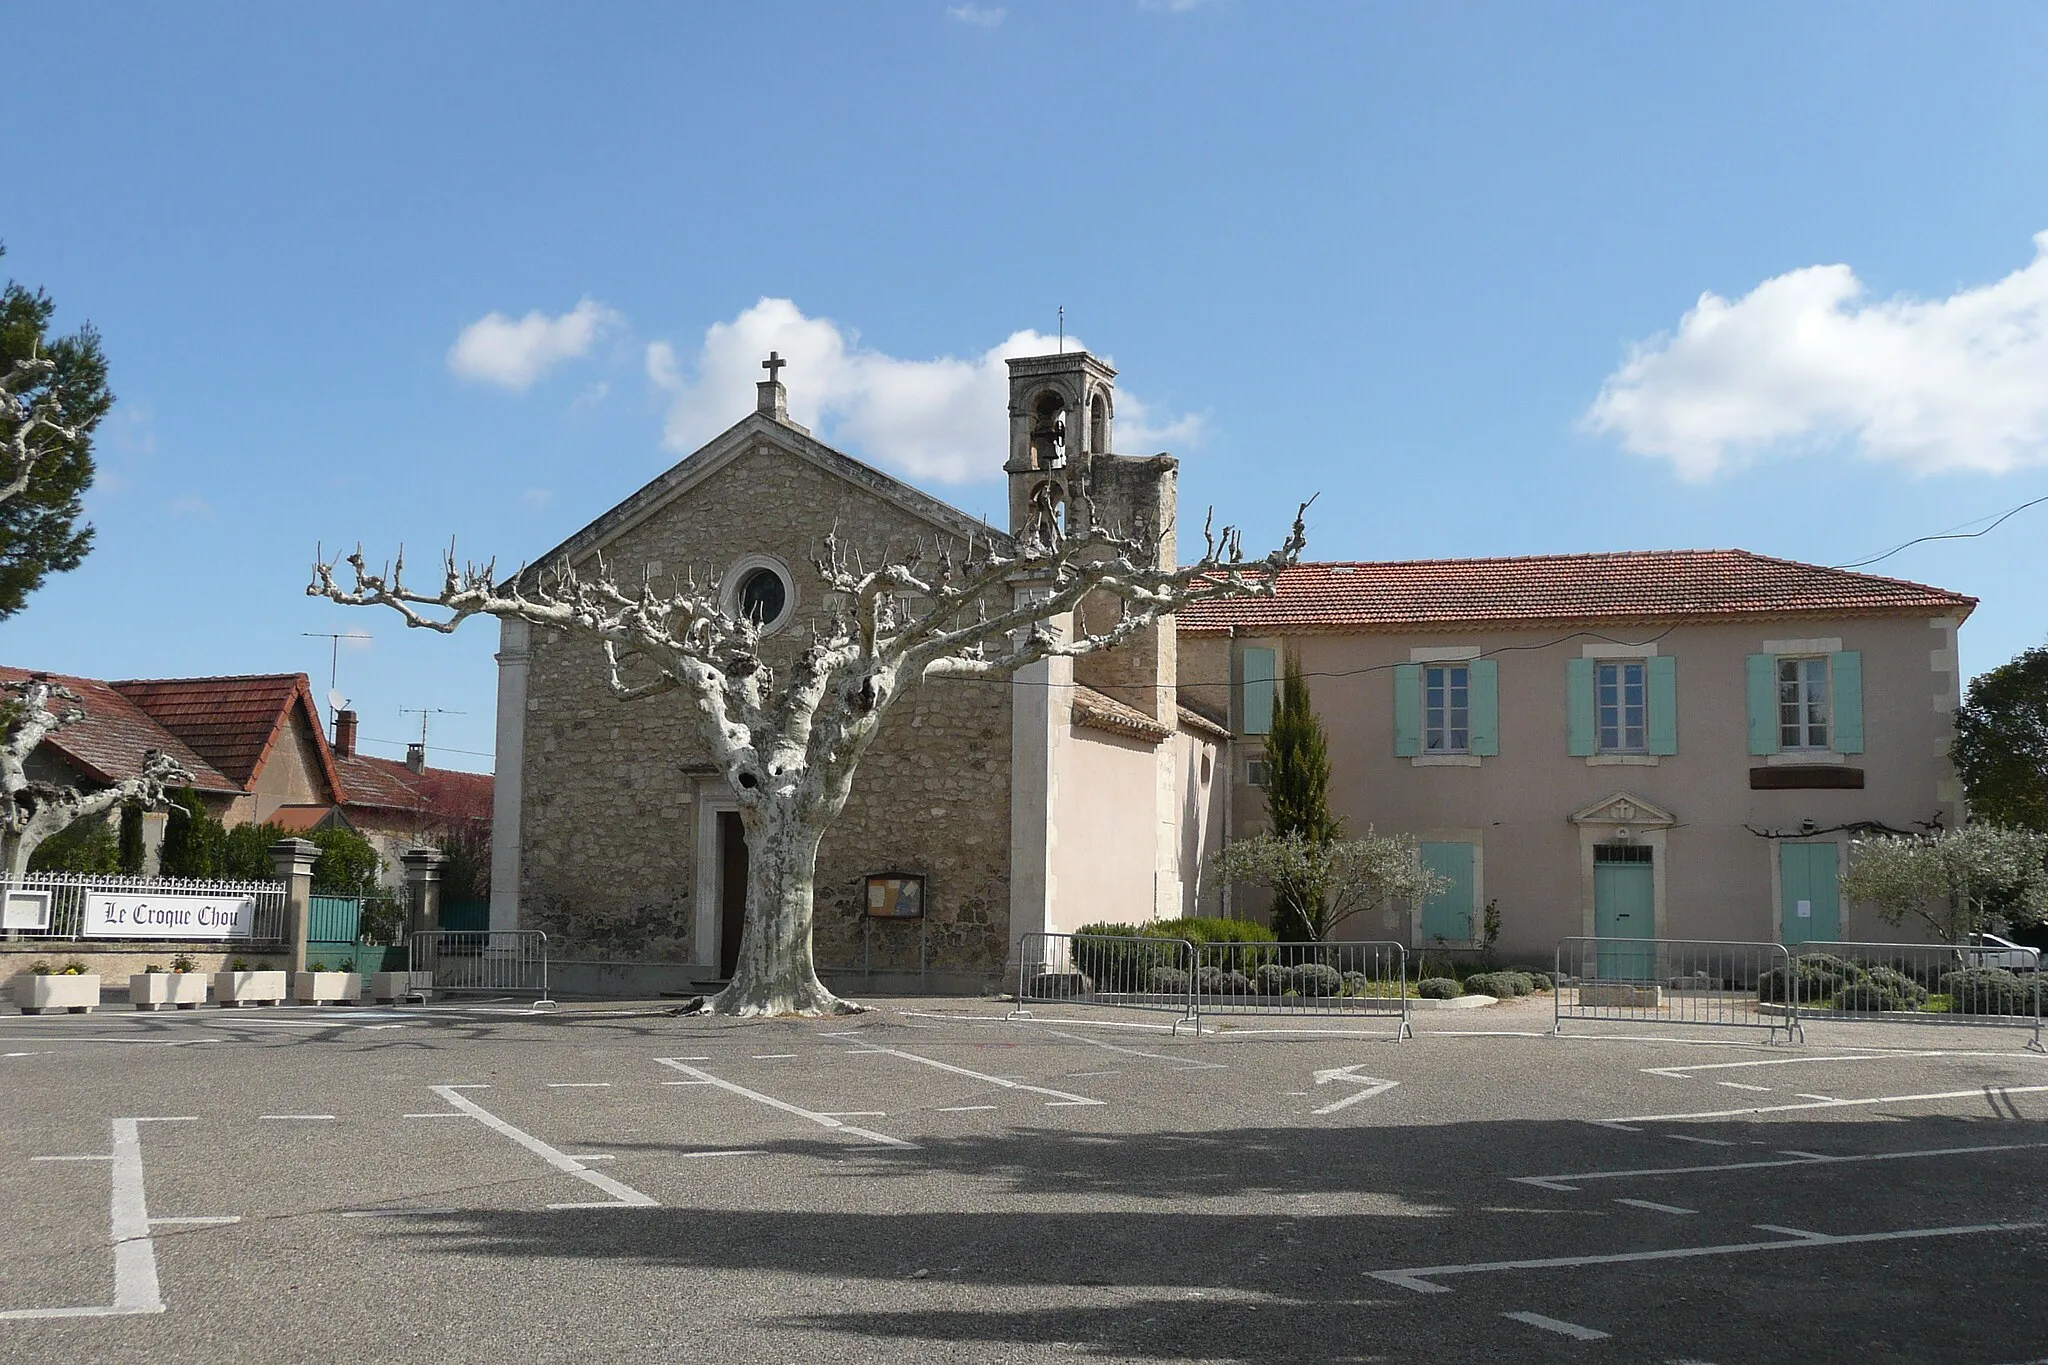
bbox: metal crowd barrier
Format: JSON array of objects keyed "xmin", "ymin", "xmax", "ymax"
[
  {"xmin": 1011, "ymin": 932, "xmax": 1200, "ymax": 1034},
  {"xmin": 1787, "ymin": 940, "xmax": 2043, "ymax": 1049},
  {"xmin": 1194, "ymin": 939, "xmax": 1411, "ymax": 1040},
  {"xmin": 409, "ymin": 930, "xmax": 552, "ymax": 1004},
  {"xmin": 1554, "ymin": 937, "xmax": 1799, "ymax": 1044}
]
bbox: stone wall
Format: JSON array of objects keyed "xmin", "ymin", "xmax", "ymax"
[{"xmin": 518, "ymin": 436, "xmax": 1013, "ymax": 977}]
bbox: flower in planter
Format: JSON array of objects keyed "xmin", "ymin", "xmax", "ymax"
[
  {"xmin": 171, "ymin": 955, "xmax": 196, "ymax": 974},
  {"xmin": 332, "ymin": 959, "xmax": 356, "ymax": 973},
  {"xmin": 229, "ymin": 958, "xmax": 251, "ymax": 972},
  {"xmin": 28, "ymin": 960, "xmax": 54, "ymax": 976},
  {"xmin": 144, "ymin": 964, "xmax": 166, "ymax": 974},
  {"xmin": 61, "ymin": 961, "xmax": 88, "ymax": 976}
]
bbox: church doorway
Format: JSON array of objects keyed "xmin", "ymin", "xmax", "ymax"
[{"xmin": 717, "ymin": 811, "xmax": 748, "ymax": 980}]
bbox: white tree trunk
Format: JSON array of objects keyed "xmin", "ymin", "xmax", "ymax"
[{"xmin": 713, "ymin": 798, "xmax": 853, "ymax": 1016}]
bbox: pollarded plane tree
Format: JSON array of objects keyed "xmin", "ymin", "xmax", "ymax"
[
  {"xmin": 308, "ymin": 499, "xmax": 1309, "ymax": 1017},
  {"xmin": 1, "ymin": 677, "xmax": 189, "ymax": 880}
]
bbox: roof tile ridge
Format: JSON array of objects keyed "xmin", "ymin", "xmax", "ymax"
[
  {"xmin": 1292, "ymin": 548, "xmax": 1736, "ymax": 571},
  {"xmin": 1729, "ymin": 548, "xmax": 1977, "ymax": 602}
]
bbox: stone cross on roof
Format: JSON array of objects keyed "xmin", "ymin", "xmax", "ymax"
[
  {"xmin": 761, "ymin": 351, "xmax": 786, "ymax": 384},
  {"xmin": 757, "ymin": 350, "xmax": 791, "ymax": 420}
]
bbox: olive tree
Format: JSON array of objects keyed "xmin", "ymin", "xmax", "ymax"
[
  {"xmin": 309, "ymin": 502, "xmax": 1308, "ymax": 1017},
  {"xmin": 1212, "ymin": 829, "xmax": 1444, "ymax": 942},
  {"xmin": 1840, "ymin": 825, "xmax": 2048, "ymax": 941}
]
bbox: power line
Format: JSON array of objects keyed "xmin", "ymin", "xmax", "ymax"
[{"xmin": 1832, "ymin": 492, "xmax": 2048, "ymax": 570}]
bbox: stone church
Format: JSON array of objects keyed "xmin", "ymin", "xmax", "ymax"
[{"xmin": 486, "ymin": 351, "xmax": 1232, "ymax": 995}]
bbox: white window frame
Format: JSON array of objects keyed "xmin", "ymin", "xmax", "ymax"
[
  {"xmin": 1596, "ymin": 660, "xmax": 1648, "ymax": 754},
  {"xmin": 1778, "ymin": 655, "xmax": 1831, "ymax": 752},
  {"xmin": 1422, "ymin": 663, "xmax": 1470, "ymax": 754}
]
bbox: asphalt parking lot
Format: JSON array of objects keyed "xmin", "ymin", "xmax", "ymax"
[{"xmin": 2, "ymin": 994, "xmax": 2046, "ymax": 1364}]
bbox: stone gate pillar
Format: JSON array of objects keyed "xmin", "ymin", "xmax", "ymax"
[
  {"xmin": 401, "ymin": 845, "xmax": 447, "ymax": 939},
  {"xmin": 268, "ymin": 837, "xmax": 320, "ymax": 975}
]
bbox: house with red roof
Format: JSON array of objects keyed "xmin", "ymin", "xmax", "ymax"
[
  {"xmin": 0, "ymin": 668, "xmax": 490, "ymax": 885},
  {"xmin": 1177, "ymin": 550, "xmax": 1976, "ymax": 957}
]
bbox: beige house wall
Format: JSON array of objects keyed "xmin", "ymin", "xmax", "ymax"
[
  {"xmin": 231, "ymin": 713, "xmax": 332, "ymax": 826},
  {"xmin": 1048, "ymin": 723, "xmax": 1159, "ymax": 934},
  {"xmin": 516, "ymin": 438, "xmax": 1012, "ymax": 978},
  {"xmin": 1206, "ymin": 613, "xmax": 1963, "ymax": 960}
]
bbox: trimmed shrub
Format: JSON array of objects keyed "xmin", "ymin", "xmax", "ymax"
[
  {"xmin": 1863, "ymin": 966, "xmax": 1929, "ymax": 1005},
  {"xmin": 1416, "ymin": 977, "xmax": 1463, "ymax": 1000},
  {"xmin": 1835, "ymin": 982, "xmax": 1910, "ymax": 1013},
  {"xmin": 1939, "ymin": 966, "xmax": 2031, "ymax": 1016},
  {"xmin": 1255, "ymin": 963, "xmax": 1296, "ymax": 995},
  {"xmin": 1295, "ymin": 962, "xmax": 1342, "ymax": 997},
  {"xmin": 1462, "ymin": 972, "xmax": 1505, "ymax": 998},
  {"xmin": 1524, "ymin": 970, "xmax": 1553, "ymax": 991},
  {"xmin": 1147, "ymin": 966, "xmax": 1192, "ymax": 994},
  {"xmin": 1202, "ymin": 969, "xmax": 1254, "ymax": 996}
]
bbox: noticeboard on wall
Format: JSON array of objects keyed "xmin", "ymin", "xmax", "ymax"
[{"xmin": 865, "ymin": 874, "xmax": 925, "ymax": 920}]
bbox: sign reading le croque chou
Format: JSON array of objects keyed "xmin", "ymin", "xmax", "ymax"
[{"xmin": 82, "ymin": 892, "xmax": 258, "ymax": 940}]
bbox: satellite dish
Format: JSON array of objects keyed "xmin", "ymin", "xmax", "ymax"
[{"xmin": 328, "ymin": 689, "xmax": 350, "ymax": 713}]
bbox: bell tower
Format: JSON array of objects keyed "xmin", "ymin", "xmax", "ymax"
[{"xmin": 1004, "ymin": 351, "xmax": 1117, "ymax": 541}]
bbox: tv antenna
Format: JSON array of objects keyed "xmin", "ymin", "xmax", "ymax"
[
  {"xmin": 1057, "ymin": 305, "xmax": 1064, "ymax": 354},
  {"xmin": 399, "ymin": 706, "xmax": 465, "ymax": 755},
  {"xmin": 302, "ymin": 631, "xmax": 369, "ymax": 722}
]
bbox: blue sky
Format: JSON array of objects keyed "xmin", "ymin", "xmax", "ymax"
[{"xmin": 6, "ymin": 2, "xmax": 2047, "ymax": 773}]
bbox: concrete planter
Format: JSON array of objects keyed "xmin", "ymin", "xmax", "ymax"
[
  {"xmin": 130, "ymin": 972, "xmax": 210, "ymax": 1010},
  {"xmin": 214, "ymin": 970, "xmax": 288, "ymax": 1007},
  {"xmin": 16, "ymin": 973, "xmax": 101, "ymax": 1014},
  {"xmin": 294, "ymin": 971, "xmax": 361, "ymax": 1005},
  {"xmin": 370, "ymin": 970, "xmax": 433, "ymax": 1004}
]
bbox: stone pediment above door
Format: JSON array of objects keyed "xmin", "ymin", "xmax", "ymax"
[{"xmin": 1570, "ymin": 792, "xmax": 1675, "ymax": 829}]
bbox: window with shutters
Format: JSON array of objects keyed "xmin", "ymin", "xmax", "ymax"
[
  {"xmin": 1596, "ymin": 661, "xmax": 1648, "ymax": 754},
  {"xmin": 1423, "ymin": 664, "xmax": 1470, "ymax": 753},
  {"xmin": 1778, "ymin": 656, "xmax": 1830, "ymax": 750}
]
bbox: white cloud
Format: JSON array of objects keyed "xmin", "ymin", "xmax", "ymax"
[
  {"xmin": 447, "ymin": 298, "xmax": 622, "ymax": 390},
  {"xmin": 1584, "ymin": 232, "xmax": 2048, "ymax": 480},
  {"xmin": 522, "ymin": 488, "xmax": 553, "ymax": 508},
  {"xmin": 340, "ymin": 628, "xmax": 374, "ymax": 653},
  {"xmin": 646, "ymin": 299, "xmax": 1203, "ymax": 484},
  {"xmin": 947, "ymin": 3, "xmax": 1005, "ymax": 25},
  {"xmin": 167, "ymin": 494, "xmax": 213, "ymax": 518}
]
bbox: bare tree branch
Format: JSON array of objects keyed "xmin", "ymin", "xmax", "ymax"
[{"xmin": 2, "ymin": 677, "xmax": 190, "ymax": 878}]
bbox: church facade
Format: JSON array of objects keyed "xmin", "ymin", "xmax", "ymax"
[
  {"xmin": 486, "ymin": 346, "xmax": 1976, "ymax": 992},
  {"xmin": 486, "ymin": 352, "xmax": 1229, "ymax": 995}
]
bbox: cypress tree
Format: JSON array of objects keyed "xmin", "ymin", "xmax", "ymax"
[
  {"xmin": 1263, "ymin": 651, "xmax": 1340, "ymax": 939},
  {"xmin": 117, "ymin": 803, "xmax": 145, "ymax": 874}
]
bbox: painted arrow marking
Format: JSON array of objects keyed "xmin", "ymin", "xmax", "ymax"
[{"xmin": 1311, "ymin": 1065, "xmax": 1399, "ymax": 1114}]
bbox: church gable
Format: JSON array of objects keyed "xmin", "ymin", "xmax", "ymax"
[{"xmin": 524, "ymin": 412, "xmax": 1008, "ymax": 588}]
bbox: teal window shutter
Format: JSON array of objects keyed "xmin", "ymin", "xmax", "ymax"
[
  {"xmin": 1647, "ymin": 655, "xmax": 1678, "ymax": 755},
  {"xmin": 1241, "ymin": 647, "xmax": 1277, "ymax": 736},
  {"xmin": 1393, "ymin": 663, "xmax": 1422, "ymax": 756},
  {"xmin": 1831, "ymin": 650, "xmax": 1864, "ymax": 753},
  {"xmin": 1420, "ymin": 841, "xmax": 1476, "ymax": 940},
  {"xmin": 1746, "ymin": 653, "xmax": 1777, "ymax": 755},
  {"xmin": 1468, "ymin": 659, "xmax": 1499, "ymax": 756},
  {"xmin": 1566, "ymin": 658, "xmax": 1595, "ymax": 756}
]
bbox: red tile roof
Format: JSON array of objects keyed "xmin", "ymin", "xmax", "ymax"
[
  {"xmin": 0, "ymin": 667, "xmax": 241, "ymax": 795},
  {"xmin": 110, "ymin": 674, "xmax": 340, "ymax": 797},
  {"xmin": 334, "ymin": 751, "xmax": 492, "ymax": 823},
  {"xmin": 1177, "ymin": 550, "xmax": 1977, "ymax": 635}
]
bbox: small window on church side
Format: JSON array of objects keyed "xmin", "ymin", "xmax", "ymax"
[
  {"xmin": 1089, "ymin": 393, "xmax": 1108, "ymax": 453},
  {"xmin": 737, "ymin": 566, "xmax": 788, "ymax": 627}
]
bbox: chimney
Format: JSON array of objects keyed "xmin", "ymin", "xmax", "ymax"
[
  {"xmin": 405, "ymin": 742, "xmax": 427, "ymax": 775},
  {"xmin": 333, "ymin": 709, "xmax": 358, "ymax": 758}
]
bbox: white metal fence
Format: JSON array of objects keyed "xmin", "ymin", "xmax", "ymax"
[
  {"xmin": 1010, "ymin": 933, "xmax": 1413, "ymax": 1038},
  {"xmin": 1191, "ymin": 939, "xmax": 1411, "ymax": 1039},
  {"xmin": 1, "ymin": 872, "xmax": 288, "ymax": 943},
  {"xmin": 409, "ymin": 930, "xmax": 552, "ymax": 1003},
  {"xmin": 1554, "ymin": 937, "xmax": 1800, "ymax": 1043},
  {"xmin": 1011, "ymin": 932, "xmax": 1200, "ymax": 1033},
  {"xmin": 1785, "ymin": 940, "xmax": 2043, "ymax": 1049}
]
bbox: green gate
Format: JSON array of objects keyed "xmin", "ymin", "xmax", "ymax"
[{"xmin": 307, "ymin": 895, "xmax": 394, "ymax": 974}]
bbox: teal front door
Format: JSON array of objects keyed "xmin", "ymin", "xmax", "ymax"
[
  {"xmin": 1419, "ymin": 842, "xmax": 1476, "ymax": 942},
  {"xmin": 1593, "ymin": 853, "xmax": 1655, "ymax": 979},
  {"xmin": 1779, "ymin": 843, "xmax": 1841, "ymax": 944}
]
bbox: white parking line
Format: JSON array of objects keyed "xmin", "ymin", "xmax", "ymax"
[
  {"xmin": 547, "ymin": 1083, "xmax": 611, "ymax": 1089},
  {"xmin": 339, "ymin": 1208, "xmax": 463, "ymax": 1218},
  {"xmin": 1371, "ymin": 1219, "xmax": 2045, "ymax": 1293},
  {"xmin": 259, "ymin": 1114, "xmax": 335, "ymax": 1121},
  {"xmin": 1642, "ymin": 1051, "xmax": 2039, "ymax": 1079},
  {"xmin": 654, "ymin": 1058, "xmax": 917, "ymax": 1149},
  {"xmin": 1505, "ymin": 1310, "xmax": 1610, "ymax": 1340},
  {"xmin": 1512, "ymin": 1138, "xmax": 2048, "ymax": 1191},
  {"xmin": 1043, "ymin": 1029, "xmax": 1227, "ymax": 1071},
  {"xmin": 1665, "ymin": 1134, "xmax": 1735, "ymax": 1147},
  {"xmin": 427, "ymin": 1086, "xmax": 657, "ymax": 1209},
  {"xmin": 1615, "ymin": 1198, "xmax": 1697, "ymax": 1215},
  {"xmin": 846, "ymin": 1045, "xmax": 1105, "ymax": 1106},
  {"xmin": 0, "ymin": 1116, "xmax": 231, "ymax": 1321},
  {"xmin": 1610, "ymin": 1084, "xmax": 2048, "ymax": 1123},
  {"xmin": 1311, "ymin": 1066, "xmax": 1400, "ymax": 1114},
  {"xmin": 678, "ymin": 1150, "xmax": 767, "ymax": 1158},
  {"xmin": 937, "ymin": 1105, "xmax": 998, "ymax": 1112},
  {"xmin": 1715, "ymin": 1082, "xmax": 1773, "ymax": 1092}
]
